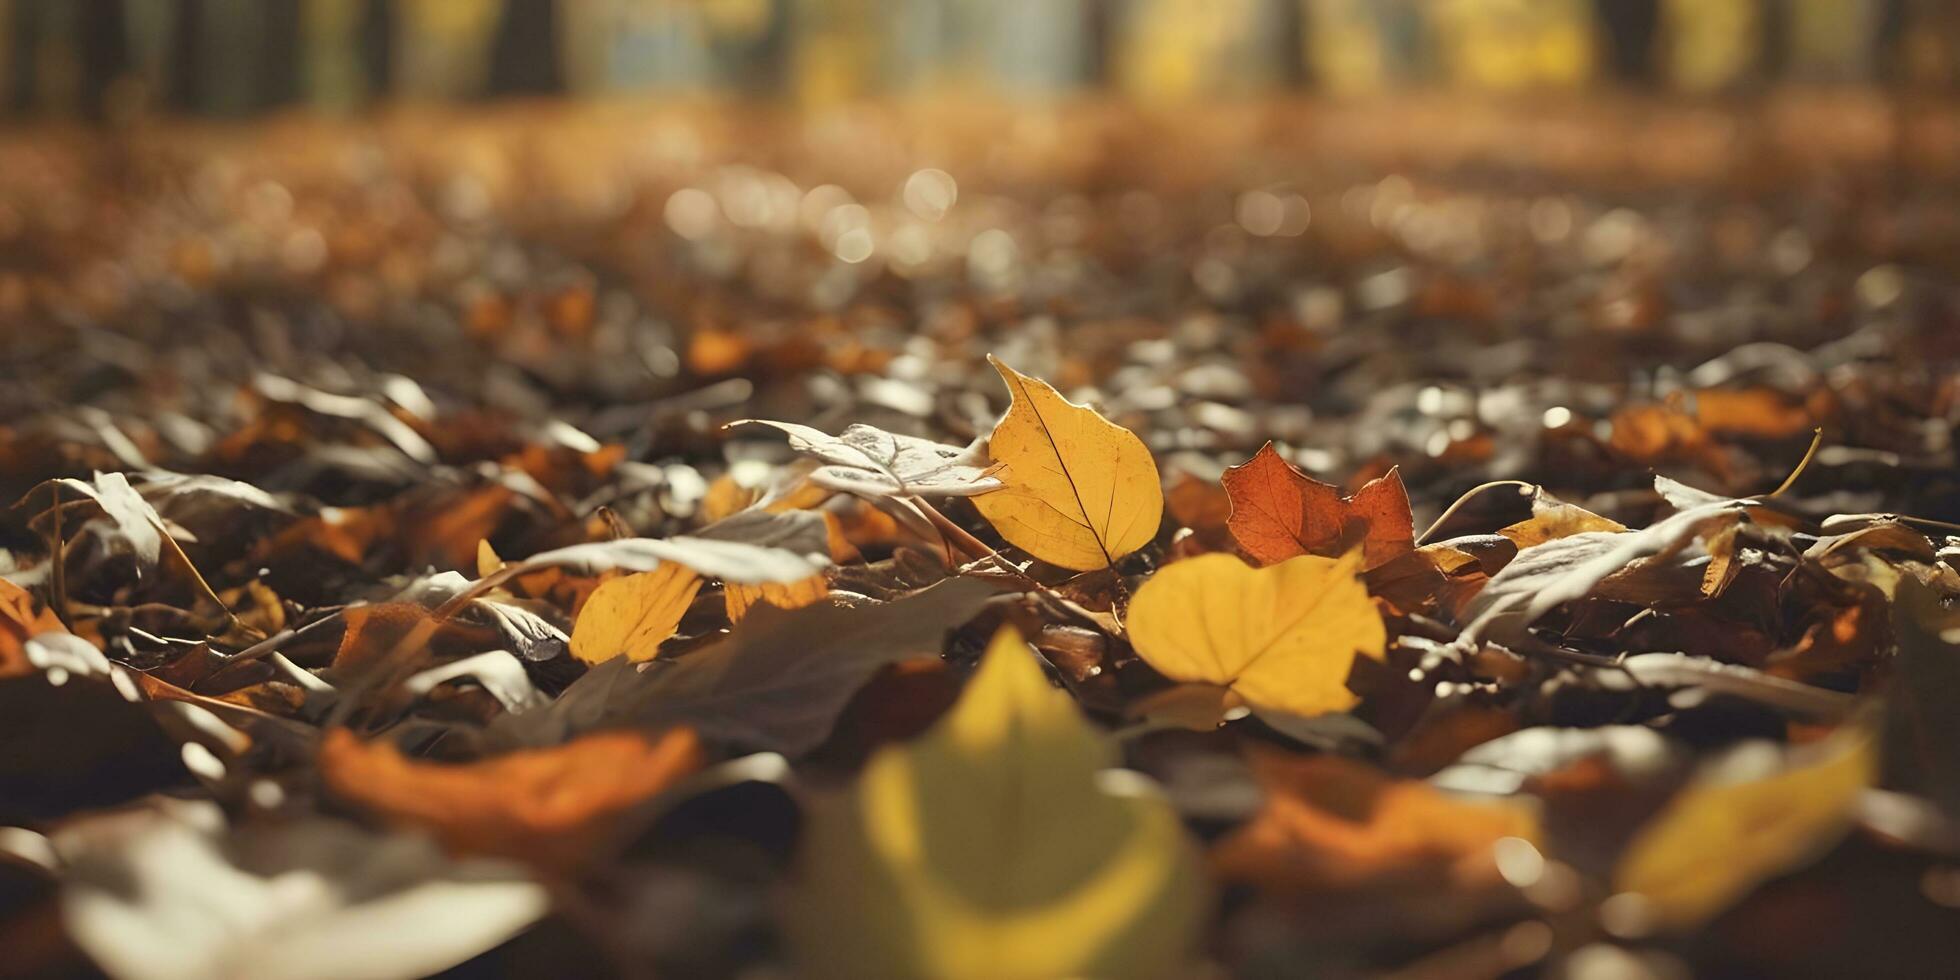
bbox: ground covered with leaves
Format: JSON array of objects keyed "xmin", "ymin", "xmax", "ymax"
[{"xmin": 4, "ymin": 101, "xmax": 1960, "ymax": 979}]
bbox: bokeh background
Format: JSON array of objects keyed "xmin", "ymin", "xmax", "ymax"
[{"xmin": 4, "ymin": 0, "xmax": 1960, "ymax": 117}]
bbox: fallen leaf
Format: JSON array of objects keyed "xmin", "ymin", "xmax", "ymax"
[
  {"xmin": 568, "ymin": 564, "xmax": 704, "ymax": 664},
  {"xmin": 1212, "ymin": 751, "xmax": 1539, "ymax": 891},
  {"xmin": 725, "ymin": 574, "xmax": 829, "ymax": 623},
  {"xmin": 1459, "ymin": 497, "xmax": 1745, "ymax": 648},
  {"xmin": 1222, "ymin": 443, "xmax": 1414, "ymax": 569},
  {"xmin": 1691, "ymin": 387, "xmax": 1814, "ymax": 438},
  {"xmin": 502, "ymin": 517, "xmax": 828, "ymax": 585},
  {"xmin": 52, "ymin": 797, "xmax": 545, "ymax": 980},
  {"xmin": 49, "ymin": 471, "xmax": 166, "ymax": 571},
  {"xmin": 491, "ymin": 576, "xmax": 999, "ymax": 756},
  {"xmin": 1880, "ymin": 577, "xmax": 1960, "ymax": 818},
  {"xmin": 1614, "ymin": 731, "xmax": 1873, "ymax": 930},
  {"xmin": 787, "ymin": 627, "xmax": 1206, "ymax": 979},
  {"xmin": 1128, "ymin": 551, "xmax": 1386, "ymax": 717},
  {"xmin": 319, "ymin": 726, "xmax": 704, "ymax": 872},
  {"xmin": 973, "ymin": 356, "xmax": 1162, "ymax": 571},
  {"xmin": 1495, "ymin": 487, "xmax": 1626, "ymax": 548},
  {"xmin": 0, "ymin": 578, "xmax": 64, "ymax": 678},
  {"xmin": 732, "ymin": 420, "xmax": 1000, "ymax": 497}
]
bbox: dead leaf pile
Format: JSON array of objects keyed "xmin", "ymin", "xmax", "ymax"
[{"xmin": 4, "ymin": 108, "xmax": 1960, "ymax": 979}]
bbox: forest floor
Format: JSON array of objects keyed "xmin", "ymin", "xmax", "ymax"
[{"xmin": 4, "ymin": 99, "xmax": 1960, "ymax": 979}]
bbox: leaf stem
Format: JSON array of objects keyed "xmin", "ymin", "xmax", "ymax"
[{"xmin": 1768, "ymin": 428, "xmax": 1824, "ymax": 498}]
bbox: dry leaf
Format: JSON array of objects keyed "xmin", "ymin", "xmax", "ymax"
[
  {"xmin": 491, "ymin": 576, "xmax": 1000, "ymax": 756},
  {"xmin": 972, "ymin": 356, "xmax": 1163, "ymax": 571},
  {"xmin": 788, "ymin": 627, "xmax": 1206, "ymax": 979},
  {"xmin": 725, "ymin": 574, "xmax": 829, "ymax": 623},
  {"xmin": 1, "ymin": 578, "xmax": 65, "ymax": 679},
  {"xmin": 1128, "ymin": 551, "xmax": 1387, "ymax": 717},
  {"xmin": 569, "ymin": 564, "xmax": 704, "ymax": 664},
  {"xmin": 732, "ymin": 420, "xmax": 1000, "ymax": 498},
  {"xmin": 53, "ymin": 797, "xmax": 546, "ymax": 980},
  {"xmin": 319, "ymin": 726, "xmax": 704, "ymax": 873},
  {"xmin": 1614, "ymin": 731, "xmax": 1873, "ymax": 930},
  {"xmin": 1496, "ymin": 487, "xmax": 1626, "ymax": 548},
  {"xmin": 507, "ymin": 512, "xmax": 829, "ymax": 585},
  {"xmin": 1213, "ymin": 751, "xmax": 1539, "ymax": 891},
  {"xmin": 1222, "ymin": 443, "xmax": 1414, "ymax": 570}
]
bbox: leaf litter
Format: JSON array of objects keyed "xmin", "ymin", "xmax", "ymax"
[{"xmin": 3, "ymin": 113, "xmax": 1960, "ymax": 979}]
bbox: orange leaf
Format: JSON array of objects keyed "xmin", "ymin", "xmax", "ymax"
[
  {"xmin": 1212, "ymin": 751, "xmax": 1538, "ymax": 891},
  {"xmin": 1222, "ymin": 443, "xmax": 1414, "ymax": 570},
  {"xmin": 318, "ymin": 726, "xmax": 704, "ymax": 873},
  {"xmin": 0, "ymin": 578, "xmax": 65, "ymax": 679}
]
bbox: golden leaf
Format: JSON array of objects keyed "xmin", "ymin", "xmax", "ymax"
[
  {"xmin": 1497, "ymin": 490, "xmax": 1627, "ymax": 549},
  {"xmin": 725, "ymin": 574, "xmax": 830, "ymax": 623},
  {"xmin": 568, "ymin": 564, "xmax": 703, "ymax": 664},
  {"xmin": 788, "ymin": 627, "xmax": 1206, "ymax": 980},
  {"xmin": 1128, "ymin": 551, "xmax": 1387, "ymax": 717},
  {"xmin": 1614, "ymin": 731, "xmax": 1873, "ymax": 930},
  {"xmin": 973, "ymin": 356, "xmax": 1162, "ymax": 571}
]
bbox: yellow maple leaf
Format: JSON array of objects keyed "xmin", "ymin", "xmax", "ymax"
[
  {"xmin": 568, "ymin": 564, "xmax": 702, "ymax": 664},
  {"xmin": 973, "ymin": 356, "xmax": 1162, "ymax": 571},
  {"xmin": 1614, "ymin": 730, "xmax": 1874, "ymax": 930},
  {"xmin": 1128, "ymin": 551, "xmax": 1386, "ymax": 717},
  {"xmin": 787, "ymin": 627, "xmax": 1206, "ymax": 980}
]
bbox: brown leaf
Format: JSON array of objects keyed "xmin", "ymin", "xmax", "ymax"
[
  {"xmin": 1222, "ymin": 443, "xmax": 1413, "ymax": 570},
  {"xmin": 318, "ymin": 726, "xmax": 704, "ymax": 873}
]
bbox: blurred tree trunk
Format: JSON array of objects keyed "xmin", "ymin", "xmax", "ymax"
[
  {"xmin": 1757, "ymin": 0, "xmax": 1788, "ymax": 81},
  {"xmin": 485, "ymin": 0, "xmax": 562, "ymax": 97},
  {"xmin": 258, "ymin": 0, "xmax": 303, "ymax": 110},
  {"xmin": 76, "ymin": 0, "xmax": 128, "ymax": 118},
  {"xmin": 164, "ymin": 0, "xmax": 204, "ymax": 112},
  {"xmin": 4, "ymin": 0, "xmax": 35, "ymax": 114},
  {"xmin": 358, "ymin": 0, "xmax": 394, "ymax": 102},
  {"xmin": 1594, "ymin": 0, "xmax": 1659, "ymax": 84}
]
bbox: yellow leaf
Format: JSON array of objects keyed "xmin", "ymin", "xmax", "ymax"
[
  {"xmin": 788, "ymin": 627, "xmax": 1206, "ymax": 980},
  {"xmin": 725, "ymin": 574, "xmax": 830, "ymax": 623},
  {"xmin": 973, "ymin": 356, "xmax": 1162, "ymax": 571},
  {"xmin": 1128, "ymin": 551, "xmax": 1386, "ymax": 717},
  {"xmin": 568, "ymin": 564, "xmax": 703, "ymax": 664},
  {"xmin": 1496, "ymin": 490, "xmax": 1626, "ymax": 549},
  {"xmin": 475, "ymin": 538, "xmax": 504, "ymax": 578},
  {"xmin": 1614, "ymin": 731, "xmax": 1873, "ymax": 930}
]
